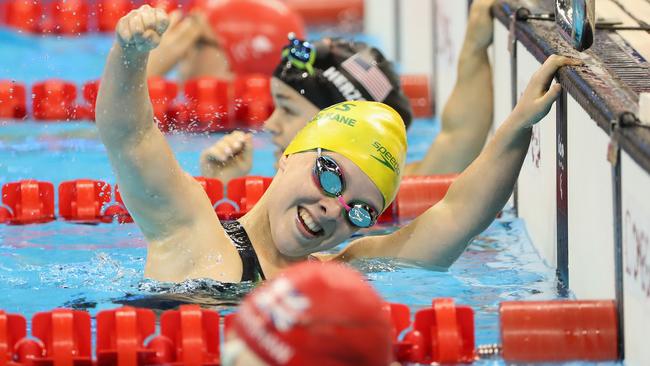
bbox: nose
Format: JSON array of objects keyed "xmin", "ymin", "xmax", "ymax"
[
  {"xmin": 318, "ymin": 196, "xmax": 344, "ymax": 221},
  {"xmin": 263, "ymin": 108, "xmax": 283, "ymax": 135}
]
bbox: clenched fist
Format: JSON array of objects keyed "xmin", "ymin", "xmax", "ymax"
[
  {"xmin": 116, "ymin": 5, "xmax": 170, "ymax": 53},
  {"xmin": 200, "ymin": 131, "xmax": 254, "ymax": 183}
]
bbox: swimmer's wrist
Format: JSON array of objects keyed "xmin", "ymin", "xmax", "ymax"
[
  {"xmin": 504, "ymin": 111, "xmax": 535, "ymax": 132},
  {"xmin": 114, "ymin": 43, "xmax": 150, "ymax": 66}
]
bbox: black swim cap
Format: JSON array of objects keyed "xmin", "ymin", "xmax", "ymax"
[{"xmin": 272, "ymin": 38, "xmax": 413, "ymax": 128}]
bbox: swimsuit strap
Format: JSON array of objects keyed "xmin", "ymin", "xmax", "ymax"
[{"xmin": 221, "ymin": 220, "xmax": 266, "ymax": 282}]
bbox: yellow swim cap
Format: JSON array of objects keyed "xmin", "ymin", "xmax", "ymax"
[{"xmin": 284, "ymin": 101, "xmax": 407, "ymax": 210}]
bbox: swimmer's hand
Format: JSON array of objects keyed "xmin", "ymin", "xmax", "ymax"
[
  {"xmin": 116, "ymin": 5, "xmax": 170, "ymax": 54},
  {"xmin": 200, "ymin": 131, "xmax": 254, "ymax": 183},
  {"xmin": 511, "ymin": 55, "xmax": 583, "ymax": 128}
]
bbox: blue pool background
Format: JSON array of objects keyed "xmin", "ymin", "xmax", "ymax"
[{"xmin": 0, "ymin": 27, "xmax": 614, "ymax": 365}]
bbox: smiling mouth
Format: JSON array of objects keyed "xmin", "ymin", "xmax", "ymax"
[{"xmin": 296, "ymin": 206, "xmax": 324, "ymax": 238}]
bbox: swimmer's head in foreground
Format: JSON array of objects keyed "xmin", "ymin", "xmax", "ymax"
[
  {"xmin": 262, "ymin": 100, "xmax": 406, "ymax": 257},
  {"xmin": 222, "ymin": 261, "xmax": 393, "ymax": 366},
  {"xmin": 264, "ymin": 36, "xmax": 413, "ymax": 158}
]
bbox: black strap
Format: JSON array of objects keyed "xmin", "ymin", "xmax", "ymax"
[{"xmin": 221, "ymin": 220, "xmax": 266, "ymax": 282}]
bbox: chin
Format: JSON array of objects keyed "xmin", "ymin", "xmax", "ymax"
[
  {"xmin": 277, "ymin": 243, "xmax": 308, "ymax": 258},
  {"xmin": 275, "ymin": 234, "xmax": 311, "ymax": 258},
  {"xmin": 270, "ymin": 222, "xmax": 307, "ymax": 257}
]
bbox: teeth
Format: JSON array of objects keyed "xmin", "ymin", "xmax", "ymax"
[{"xmin": 299, "ymin": 207, "xmax": 322, "ymax": 233}]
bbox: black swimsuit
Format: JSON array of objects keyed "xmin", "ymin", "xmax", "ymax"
[{"xmin": 221, "ymin": 220, "xmax": 266, "ymax": 282}]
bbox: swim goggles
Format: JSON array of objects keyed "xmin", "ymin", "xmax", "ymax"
[
  {"xmin": 312, "ymin": 148, "xmax": 379, "ymax": 228},
  {"xmin": 281, "ymin": 33, "xmax": 316, "ymax": 75}
]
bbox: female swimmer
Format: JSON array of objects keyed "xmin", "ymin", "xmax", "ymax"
[
  {"xmin": 95, "ymin": 5, "xmax": 581, "ymax": 283},
  {"xmin": 200, "ymin": 0, "xmax": 498, "ymax": 182}
]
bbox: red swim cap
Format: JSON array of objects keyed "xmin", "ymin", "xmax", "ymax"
[
  {"xmin": 231, "ymin": 261, "xmax": 394, "ymax": 366},
  {"xmin": 195, "ymin": 0, "xmax": 305, "ymax": 76}
]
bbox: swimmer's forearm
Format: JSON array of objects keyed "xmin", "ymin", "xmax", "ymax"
[
  {"xmin": 412, "ymin": 31, "xmax": 493, "ymax": 175},
  {"xmin": 96, "ymin": 45, "xmax": 154, "ymax": 145},
  {"xmin": 391, "ymin": 116, "xmax": 530, "ymax": 267},
  {"xmin": 147, "ymin": 46, "xmax": 182, "ymax": 77},
  {"xmin": 443, "ymin": 115, "xmax": 530, "ymax": 232}
]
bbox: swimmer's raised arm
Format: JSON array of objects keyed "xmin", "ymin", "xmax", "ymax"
[
  {"xmin": 96, "ymin": 6, "xmax": 234, "ymax": 281},
  {"xmin": 405, "ymin": 0, "xmax": 495, "ymax": 175},
  {"xmin": 338, "ymin": 55, "xmax": 582, "ymax": 267}
]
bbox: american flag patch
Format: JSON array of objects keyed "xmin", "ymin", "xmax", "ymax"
[{"xmin": 341, "ymin": 52, "xmax": 393, "ymax": 102}]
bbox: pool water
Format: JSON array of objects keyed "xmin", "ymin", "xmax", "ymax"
[{"xmin": 0, "ymin": 28, "xmax": 613, "ymax": 365}]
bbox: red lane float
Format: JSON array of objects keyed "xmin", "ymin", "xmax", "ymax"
[
  {"xmin": 226, "ymin": 176, "xmax": 273, "ymax": 215},
  {"xmin": 59, "ymin": 180, "xmax": 112, "ymax": 223},
  {"xmin": 0, "ymin": 80, "xmax": 27, "ymax": 119},
  {"xmin": 32, "ymin": 80, "xmax": 77, "ymax": 121},
  {"xmin": 0, "ymin": 310, "xmax": 27, "ymax": 365},
  {"xmin": 105, "ymin": 185, "xmax": 133, "ymax": 224},
  {"xmin": 1, "ymin": 180, "xmax": 55, "ymax": 225},
  {"xmin": 31, "ymin": 309, "xmax": 92, "ymax": 365},
  {"xmin": 396, "ymin": 298, "xmax": 475, "ymax": 364},
  {"xmin": 500, "ymin": 300, "xmax": 619, "ymax": 362},
  {"xmin": 384, "ymin": 303, "xmax": 410, "ymax": 342},
  {"xmin": 0, "ymin": 299, "xmax": 622, "ymax": 365},
  {"xmin": 216, "ymin": 176, "xmax": 273, "ymax": 221},
  {"xmin": 184, "ymin": 77, "xmax": 232, "ymax": 132},
  {"xmin": 233, "ymin": 75, "xmax": 274, "ymax": 127},
  {"xmin": 3, "ymin": 0, "xmax": 130, "ymax": 34},
  {"xmin": 146, "ymin": 0, "xmax": 180, "ymax": 13},
  {"xmin": 148, "ymin": 77, "xmax": 179, "ymax": 131},
  {"xmin": 0, "ymin": 0, "xmax": 377, "ymax": 35},
  {"xmin": 0, "ymin": 175, "xmax": 457, "ymax": 225},
  {"xmin": 97, "ymin": 0, "xmax": 133, "ymax": 32},
  {"xmin": 194, "ymin": 177, "xmax": 224, "ymax": 206},
  {"xmin": 159, "ymin": 305, "xmax": 220, "ymax": 365},
  {"xmin": 96, "ymin": 307, "xmax": 156, "ymax": 366},
  {"xmin": 51, "ymin": 0, "xmax": 89, "ymax": 35},
  {"xmin": 401, "ymin": 74, "xmax": 433, "ymax": 118},
  {"xmin": 3, "ymin": 75, "xmax": 427, "ymax": 130},
  {"xmin": 395, "ymin": 174, "xmax": 456, "ymax": 220},
  {"xmin": 4, "ymin": 0, "xmax": 42, "ymax": 33},
  {"xmin": 0, "ymin": 206, "xmax": 10, "ymax": 224},
  {"xmin": 377, "ymin": 201, "xmax": 395, "ymax": 224},
  {"xmin": 79, "ymin": 80, "xmax": 100, "ymax": 121},
  {"xmin": 222, "ymin": 313, "xmax": 236, "ymax": 335}
]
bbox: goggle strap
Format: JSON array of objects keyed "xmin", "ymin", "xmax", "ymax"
[{"xmin": 337, "ymin": 196, "xmax": 352, "ymax": 211}]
